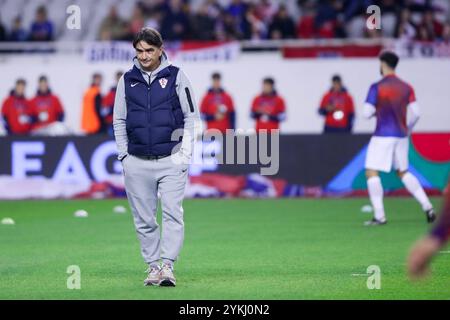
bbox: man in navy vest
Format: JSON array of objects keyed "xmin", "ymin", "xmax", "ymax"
[{"xmin": 113, "ymin": 28, "xmax": 201, "ymax": 287}]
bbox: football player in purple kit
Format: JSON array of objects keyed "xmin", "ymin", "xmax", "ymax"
[{"xmin": 363, "ymin": 51, "xmax": 435, "ymax": 226}]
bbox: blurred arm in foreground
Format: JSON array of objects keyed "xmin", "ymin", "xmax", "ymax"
[{"xmin": 408, "ymin": 183, "xmax": 450, "ymax": 279}]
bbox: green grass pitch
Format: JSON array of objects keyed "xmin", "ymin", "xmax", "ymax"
[{"xmin": 0, "ymin": 198, "xmax": 449, "ymax": 300}]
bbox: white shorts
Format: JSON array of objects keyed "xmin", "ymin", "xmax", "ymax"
[{"xmin": 365, "ymin": 136, "xmax": 409, "ymax": 173}]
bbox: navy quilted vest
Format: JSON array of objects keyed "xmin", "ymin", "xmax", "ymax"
[{"xmin": 124, "ymin": 64, "xmax": 184, "ymax": 156}]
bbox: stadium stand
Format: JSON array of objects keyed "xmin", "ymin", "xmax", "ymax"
[{"xmin": 0, "ymin": 0, "xmax": 449, "ymax": 42}]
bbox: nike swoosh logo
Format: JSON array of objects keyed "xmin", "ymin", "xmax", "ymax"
[{"xmin": 131, "ymin": 83, "xmax": 139, "ymax": 87}]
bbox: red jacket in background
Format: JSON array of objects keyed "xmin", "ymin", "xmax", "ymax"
[
  {"xmin": 30, "ymin": 90, "xmax": 64, "ymax": 129},
  {"xmin": 296, "ymin": 15, "xmax": 315, "ymax": 39},
  {"xmin": 1, "ymin": 92, "xmax": 34, "ymax": 134},
  {"xmin": 102, "ymin": 87, "xmax": 116, "ymax": 127},
  {"xmin": 319, "ymin": 89, "xmax": 355, "ymax": 130},
  {"xmin": 200, "ymin": 88, "xmax": 235, "ymax": 134},
  {"xmin": 251, "ymin": 92, "xmax": 286, "ymax": 132}
]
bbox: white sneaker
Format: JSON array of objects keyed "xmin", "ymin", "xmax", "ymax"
[
  {"xmin": 364, "ymin": 218, "xmax": 387, "ymax": 226},
  {"xmin": 159, "ymin": 264, "xmax": 176, "ymax": 287},
  {"xmin": 144, "ymin": 266, "xmax": 161, "ymax": 286}
]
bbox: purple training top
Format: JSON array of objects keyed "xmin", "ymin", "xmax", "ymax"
[{"xmin": 365, "ymin": 74, "xmax": 416, "ymax": 138}]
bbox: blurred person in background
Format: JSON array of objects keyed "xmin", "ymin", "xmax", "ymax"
[
  {"xmin": 101, "ymin": 71, "xmax": 123, "ymax": 136},
  {"xmin": 145, "ymin": 11, "xmax": 163, "ymax": 31},
  {"xmin": 419, "ymin": 8, "xmax": 444, "ymax": 40},
  {"xmin": 408, "ymin": 182, "xmax": 450, "ymax": 279},
  {"xmin": 81, "ymin": 73, "xmax": 103, "ymax": 135},
  {"xmin": 314, "ymin": 0, "xmax": 346, "ymax": 38},
  {"xmin": 395, "ymin": 8, "xmax": 418, "ymax": 40},
  {"xmin": 160, "ymin": 0, "xmax": 190, "ymax": 40},
  {"xmin": 0, "ymin": 14, "xmax": 6, "ymax": 41},
  {"xmin": 416, "ymin": 24, "xmax": 433, "ymax": 41},
  {"xmin": 136, "ymin": 1, "xmax": 167, "ymax": 39},
  {"xmin": 318, "ymin": 74, "xmax": 355, "ymax": 134},
  {"xmin": 227, "ymin": 0, "xmax": 249, "ymax": 36},
  {"xmin": 126, "ymin": 4, "xmax": 146, "ymax": 40},
  {"xmin": 404, "ymin": 0, "xmax": 430, "ymax": 13},
  {"xmin": 140, "ymin": 0, "xmax": 167, "ymax": 13},
  {"xmin": 216, "ymin": 11, "xmax": 242, "ymax": 40},
  {"xmin": 204, "ymin": 0, "xmax": 223, "ymax": 17},
  {"xmin": 227, "ymin": 0, "xmax": 247, "ymax": 15},
  {"xmin": 296, "ymin": 0, "xmax": 317, "ymax": 39},
  {"xmin": 439, "ymin": 22, "xmax": 450, "ymax": 42},
  {"xmin": 242, "ymin": 3, "xmax": 266, "ymax": 39},
  {"xmin": 1, "ymin": 79, "xmax": 34, "ymax": 135},
  {"xmin": 8, "ymin": 16, "xmax": 27, "ymax": 42},
  {"xmin": 342, "ymin": 0, "xmax": 374, "ymax": 21},
  {"xmin": 255, "ymin": 0, "xmax": 278, "ymax": 24},
  {"xmin": 30, "ymin": 75, "xmax": 64, "ymax": 131},
  {"xmin": 29, "ymin": 6, "xmax": 53, "ymax": 41},
  {"xmin": 200, "ymin": 72, "xmax": 235, "ymax": 133},
  {"xmin": 98, "ymin": 5, "xmax": 127, "ymax": 40},
  {"xmin": 268, "ymin": 4, "xmax": 296, "ymax": 39},
  {"xmin": 377, "ymin": 0, "xmax": 399, "ymax": 13},
  {"xmin": 191, "ymin": 3, "xmax": 217, "ymax": 40},
  {"xmin": 250, "ymin": 77, "xmax": 286, "ymax": 133},
  {"xmin": 142, "ymin": 0, "xmax": 167, "ymax": 31}
]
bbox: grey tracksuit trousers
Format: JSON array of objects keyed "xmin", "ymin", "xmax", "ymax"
[{"xmin": 122, "ymin": 154, "xmax": 188, "ymax": 267}]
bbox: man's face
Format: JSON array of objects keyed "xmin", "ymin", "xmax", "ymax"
[
  {"xmin": 135, "ymin": 41, "xmax": 162, "ymax": 71},
  {"xmin": 93, "ymin": 75, "xmax": 102, "ymax": 86},
  {"xmin": 279, "ymin": 8, "xmax": 287, "ymax": 18},
  {"xmin": 212, "ymin": 78, "xmax": 221, "ymax": 89},
  {"xmin": 332, "ymin": 80, "xmax": 342, "ymax": 91},
  {"xmin": 38, "ymin": 80, "xmax": 48, "ymax": 92},
  {"xmin": 15, "ymin": 83, "xmax": 25, "ymax": 96},
  {"xmin": 36, "ymin": 12, "xmax": 45, "ymax": 23},
  {"xmin": 262, "ymin": 82, "xmax": 273, "ymax": 94},
  {"xmin": 14, "ymin": 19, "xmax": 21, "ymax": 28}
]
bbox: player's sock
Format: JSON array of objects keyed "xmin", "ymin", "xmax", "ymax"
[
  {"xmin": 401, "ymin": 172, "xmax": 433, "ymax": 211},
  {"xmin": 148, "ymin": 261, "xmax": 160, "ymax": 269},
  {"xmin": 162, "ymin": 258, "xmax": 174, "ymax": 267},
  {"xmin": 367, "ymin": 176, "xmax": 386, "ymax": 222}
]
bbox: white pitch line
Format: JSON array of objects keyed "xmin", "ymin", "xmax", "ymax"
[
  {"xmin": 439, "ymin": 251, "xmax": 450, "ymax": 254},
  {"xmin": 351, "ymin": 273, "xmax": 368, "ymax": 277}
]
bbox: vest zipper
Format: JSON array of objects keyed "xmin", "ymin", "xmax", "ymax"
[{"xmin": 147, "ymin": 71, "xmax": 152, "ymax": 155}]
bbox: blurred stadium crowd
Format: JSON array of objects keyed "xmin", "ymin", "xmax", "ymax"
[
  {"xmin": 0, "ymin": 0, "xmax": 449, "ymax": 42},
  {"xmin": 1, "ymin": 0, "xmax": 450, "ymax": 137}
]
